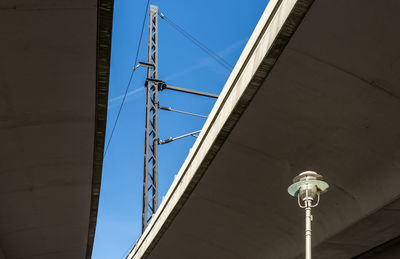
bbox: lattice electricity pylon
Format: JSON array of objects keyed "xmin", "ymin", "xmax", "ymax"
[
  {"xmin": 141, "ymin": 5, "xmax": 219, "ymax": 232},
  {"xmin": 142, "ymin": 4, "xmax": 159, "ymax": 232}
]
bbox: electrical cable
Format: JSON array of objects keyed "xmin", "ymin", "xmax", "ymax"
[
  {"xmin": 159, "ymin": 12, "xmax": 233, "ymax": 71},
  {"xmin": 104, "ymin": 0, "xmax": 150, "ymax": 156}
]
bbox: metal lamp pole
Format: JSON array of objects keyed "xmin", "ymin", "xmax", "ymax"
[{"xmin": 288, "ymin": 171, "xmax": 329, "ymax": 259}]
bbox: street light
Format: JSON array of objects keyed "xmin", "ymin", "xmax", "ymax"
[{"xmin": 288, "ymin": 171, "xmax": 329, "ymax": 259}]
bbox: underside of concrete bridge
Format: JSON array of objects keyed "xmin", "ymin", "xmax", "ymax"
[
  {"xmin": 0, "ymin": 0, "xmax": 112, "ymax": 258},
  {"xmin": 128, "ymin": 0, "xmax": 400, "ymax": 258}
]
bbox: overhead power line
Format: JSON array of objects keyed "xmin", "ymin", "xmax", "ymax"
[
  {"xmin": 159, "ymin": 12, "xmax": 234, "ymax": 71},
  {"xmin": 104, "ymin": 0, "xmax": 151, "ymax": 156}
]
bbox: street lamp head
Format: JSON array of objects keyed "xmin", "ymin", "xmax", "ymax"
[{"xmin": 288, "ymin": 171, "xmax": 329, "ymax": 208}]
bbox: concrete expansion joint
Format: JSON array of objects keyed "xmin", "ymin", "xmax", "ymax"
[
  {"xmin": 368, "ymin": 80, "xmax": 400, "ymax": 102},
  {"xmin": 289, "ymin": 47, "xmax": 400, "ymax": 102}
]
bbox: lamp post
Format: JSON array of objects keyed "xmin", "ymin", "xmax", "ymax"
[{"xmin": 288, "ymin": 171, "xmax": 329, "ymax": 259}]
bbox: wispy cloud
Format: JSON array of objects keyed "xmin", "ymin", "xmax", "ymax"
[
  {"xmin": 109, "ymin": 87, "xmax": 144, "ymax": 103},
  {"xmin": 163, "ymin": 38, "xmax": 246, "ymax": 81},
  {"xmin": 107, "ymin": 87, "xmax": 145, "ymax": 109},
  {"xmin": 107, "ymin": 38, "xmax": 247, "ymax": 110}
]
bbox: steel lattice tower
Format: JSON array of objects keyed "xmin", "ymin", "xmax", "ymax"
[{"xmin": 142, "ymin": 5, "xmax": 159, "ymax": 232}]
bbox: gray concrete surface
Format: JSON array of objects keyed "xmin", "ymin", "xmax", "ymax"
[
  {"xmin": 354, "ymin": 235, "xmax": 400, "ymax": 259},
  {"xmin": 0, "ymin": 0, "xmax": 111, "ymax": 258},
  {"xmin": 128, "ymin": 0, "xmax": 400, "ymax": 258}
]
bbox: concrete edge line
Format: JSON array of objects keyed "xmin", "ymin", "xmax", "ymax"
[
  {"xmin": 353, "ymin": 235, "xmax": 400, "ymax": 258},
  {"xmin": 85, "ymin": 0, "xmax": 114, "ymax": 258},
  {"xmin": 128, "ymin": 0, "xmax": 315, "ymax": 258}
]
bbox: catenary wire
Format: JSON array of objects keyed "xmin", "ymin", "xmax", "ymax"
[
  {"xmin": 159, "ymin": 12, "xmax": 233, "ymax": 71},
  {"xmin": 104, "ymin": 0, "xmax": 150, "ymax": 156}
]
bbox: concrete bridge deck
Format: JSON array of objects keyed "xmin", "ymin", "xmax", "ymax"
[
  {"xmin": 0, "ymin": 0, "xmax": 112, "ymax": 258},
  {"xmin": 128, "ymin": 0, "xmax": 400, "ymax": 258}
]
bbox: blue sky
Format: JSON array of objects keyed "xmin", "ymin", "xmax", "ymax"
[{"xmin": 92, "ymin": 0, "xmax": 269, "ymax": 258}]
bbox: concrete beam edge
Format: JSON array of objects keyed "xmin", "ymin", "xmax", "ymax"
[{"xmin": 85, "ymin": 0, "xmax": 114, "ymax": 258}]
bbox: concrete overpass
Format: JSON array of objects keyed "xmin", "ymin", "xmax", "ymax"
[
  {"xmin": 0, "ymin": 0, "xmax": 112, "ymax": 258},
  {"xmin": 128, "ymin": 0, "xmax": 400, "ymax": 258}
]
